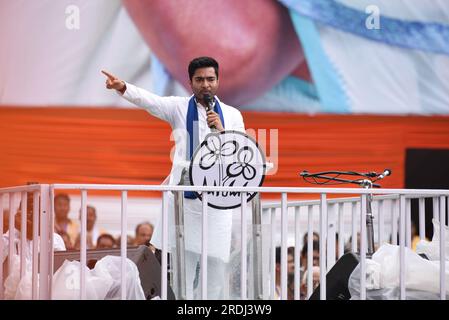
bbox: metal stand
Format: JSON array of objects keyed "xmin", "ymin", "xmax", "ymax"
[
  {"xmin": 360, "ymin": 179, "xmax": 375, "ymax": 257},
  {"xmin": 300, "ymin": 169, "xmax": 391, "ymax": 258}
]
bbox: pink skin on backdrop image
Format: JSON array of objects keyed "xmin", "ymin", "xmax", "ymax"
[{"xmin": 123, "ymin": 0, "xmax": 311, "ymax": 106}]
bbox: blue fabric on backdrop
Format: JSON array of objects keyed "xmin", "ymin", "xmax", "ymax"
[
  {"xmin": 280, "ymin": 0, "xmax": 449, "ymax": 56},
  {"xmin": 289, "ymin": 10, "xmax": 350, "ymax": 113}
]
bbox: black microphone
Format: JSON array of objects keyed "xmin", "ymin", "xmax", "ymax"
[
  {"xmin": 203, "ymin": 93, "xmax": 216, "ymax": 130},
  {"xmin": 363, "ymin": 172, "xmax": 378, "ymax": 178},
  {"xmin": 378, "ymin": 169, "xmax": 392, "ymax": 179},
  {"xmin": 203, "ymin": 93, "xmax": 213, "ymax": 112}
]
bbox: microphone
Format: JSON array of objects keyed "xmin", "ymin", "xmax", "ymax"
[
  {"xmin": 203, "ymin": 93, "xmax": 213, "ymax": 112},
  {"xmin": 364, "ymin": 172, "xmax": 378, "ymax": 178},
  {"xmin": 299, "ymin": 170, "xmax": 309, "ymax": 177},
  {"xmin": 378, "ymin": 169, "xmax": 392, "ymax": 179},
  {"xmin": 203, "ymin": 93, "xmax": 216, "ymax": 130}
]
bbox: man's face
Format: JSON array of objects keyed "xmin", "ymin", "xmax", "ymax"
[
  {"xmin": 275, "ymin": 253, "xmax": 295, "ymax": 276},
  {"xmin": 97, "ymin": 237, "xmax": 115, "ymax": 249},
  {"xmin": 124, "ymin": 0, "xmax": 306, "ymax": 106},
  {"xmin": 135, "ymin": 224, "xmax": 153, "ymax": 246},
  {"xmin": 312, "ymin": 269, "xmax": 320, "ymax": 290},
  {"xmin": 86, "ymin": 207, "xmax": 97, "ymax": 231},
  {"xmin": 190, "ymin": 67, "xmax": 219, "ymax": 103},
  {"xmin": 312, "ymin": 250, "xmax": 320, "ymax": 266},
  {"xmin": 54, "ymin": 197, "xmax": 70, "ymax": 220},
  {"xmin": 287, "ymin": 254, "xmax": 295, "ymax": 275}
]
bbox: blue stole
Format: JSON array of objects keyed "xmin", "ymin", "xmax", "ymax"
[{"xmin": 185, "ymin": 96, "xmax": 225, "ymax": 199}]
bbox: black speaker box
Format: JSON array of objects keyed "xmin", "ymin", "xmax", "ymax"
[{"xmin": 309, "ymin": 252, "xmax": 360, "ymax": 300}]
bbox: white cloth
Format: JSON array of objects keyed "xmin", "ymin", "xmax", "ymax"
[
  {"xmin": 2, "ymin": 230, "xmax": 66, "ymax": 263},
  {"xmin": 349, "ymin": 243, "xmax": 449, "ymax": 299},
  {"xmin": 52, "ymin": 256, "xmax": 145, "ymax": 300},
  {"xmin": 416, "ymin": 218, "xmax": 449, "ymax": 261},
  {"xmin": 184, "ymin": 251, "xmax": 226, "ymax": 300},
  {"xmin": 2, "ymin": 230, "xmax": 66, "ymax": 299},
  {"xmin": 119, "ymin": 83, "xmax": 245, "ymax": 262}
]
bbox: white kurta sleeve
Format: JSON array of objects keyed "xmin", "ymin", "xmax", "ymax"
[
  {"xmin": 232, "ymin": 109, "xmax": 245, "ymax": 132},
  {"xmin": 119, "ymin": 82, "xmax": 178, "ymax": 124}
]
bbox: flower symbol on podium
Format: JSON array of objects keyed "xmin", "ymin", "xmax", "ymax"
[
  {"xmin": 190, "ymin": 131, "xmax": 265, "ymax": 209},
  {"xmin": 199, "ymin": 135, "xmax": 238, "ymax": 170},
  {"xmin": 199, "ymin": 134, "xmax": 238, "ymax": 188},
  {"xmin": 225, "ymin": 147, "xmax": 256, "ymax": 181}
]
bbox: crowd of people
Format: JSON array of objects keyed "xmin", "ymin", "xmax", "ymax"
[
  {"xmin": 1, "ymin": 190, "xmax": 373, "ymax": 300},
  {"xmin": 276, "ymin": 231, "xmax": 365, "ymax": 300},
  {"xmin": 3, "ymin": 189, "xmax": 423, "ymax": 300},
  {"xmin": 53, "ymin": 193, "xmax": 155, "ymax": 251}
]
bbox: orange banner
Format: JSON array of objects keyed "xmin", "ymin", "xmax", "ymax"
[{"xmin": 2, "ymin": 107, "xmax": 449, "ymax": 198}]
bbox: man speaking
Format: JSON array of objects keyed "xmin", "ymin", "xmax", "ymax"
[{"xmin": 102, "ymin": 56, "xmax": 245, "ymax": 299}]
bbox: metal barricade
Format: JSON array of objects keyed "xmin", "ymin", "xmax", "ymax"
[{"xmin": 1, "ymin": 184, "xmax": 448, "ymax": 300}]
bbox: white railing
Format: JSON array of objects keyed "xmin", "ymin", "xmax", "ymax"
[
  {"xmin": 1, "ymin": 184, "xmax": 448, "ymax": 300},
  {"xmin": 0, "ymin": 184, "xmax": 51, "ymax": 300},
  {"xmin": 262, "ymin": 193, "xmax": 447, "ymax": 300}
]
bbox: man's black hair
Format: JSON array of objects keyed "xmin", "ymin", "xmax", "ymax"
[
  {"xmin": 188, "ymin": 56, "xmax": 219, "ymax": 81},
  {"xmin": 301, "ymin": 240, "xmax": 320, "ymax": 257},
  {"xmin": 275, "ymin": 246, "xmax": 295, "ymax": 264},
  {"xmin": 96, "ymin": 233, "xmax": 116, "ymax": 245},
  {"xmin": 54, "ymin": 193, "xmax": 70, "ymax": 202},
  {"xmin": 135, "ymin": 221, "xmax": 154, "ymax": 235}
]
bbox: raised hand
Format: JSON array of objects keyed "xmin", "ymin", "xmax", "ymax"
[{"xmin": 101, "ymin": 70, "xmax": 126, "ymax": 92}]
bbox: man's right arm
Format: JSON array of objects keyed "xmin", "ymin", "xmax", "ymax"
[
  {"xmin": 118, "ymin": 83, "xmax": 127, "ymax": 95},
  {"xmin": 101, "ymin": 70, "xmax": 175, "ymax": 123},
  {"xmin": 120, "ymin": 82, "xmax": 177, "ymax": 123}
]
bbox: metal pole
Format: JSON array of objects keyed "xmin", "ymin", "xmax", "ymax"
[
  {"xmin": 173, "ymin": 190, "xmax": 186, "ymax": 300},
  {"xmin": 173, "ymin": 167, "xmax": 188, "ymax": 300},
  {"xmin": 80, "ymin": 189, "xmax": 87, "ymax": 300},
  {"xmin": 120, "ymin": 190, "xmax": 128, "ymax": 300},
  {"xmin": 251, "ymin": 193, "xmax": 263, "ymax": 300},
  {"xmin": 161, "ymin": 192, "xmax": 169, "ymax": 300},
  {"xmin": 362, "ymin": 180, "xmax": 375, "ymax": 257},
  {"xmin": 280, "ymin": 193, "xmax": 288, "ymax": 300},
  {"xmin": 439, "ymin": 196, "xmax": 446, "ymax": 300},
  {"xmin": 399, "ymin": 195, "xmax": 406, "ymax": 300},
  {"xmin": 319, "ymin": 194, "xmax": 327, "ymax": 300},
  {"xmin": 201, "ymin": 193, "xmax": 209, "ymax": 300},
  {"xmin": 39, "ymin": 185, "xmax": 51, "ymax": 300},
  {"xmin": 0, "ymin": 194, "xmax": 3, "ymax": 300}
]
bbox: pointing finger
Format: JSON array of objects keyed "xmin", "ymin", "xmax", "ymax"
[{"xmin": 101, "ymin": 70, "xmax": 117, "ymax": 80}]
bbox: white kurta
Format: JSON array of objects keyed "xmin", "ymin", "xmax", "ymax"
[{"xmin": 120, "ymin": 83, "xmax": 245, "ymax": 262}]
